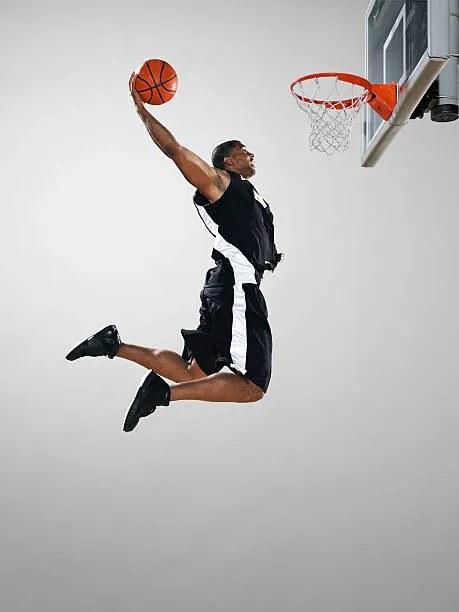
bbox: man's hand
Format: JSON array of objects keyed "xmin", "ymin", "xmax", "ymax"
[{"xmin": 129, "ymin": 71, "xmax": 145, "ymax": 113}]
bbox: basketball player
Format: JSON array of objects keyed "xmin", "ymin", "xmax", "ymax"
[{"xmin": 65, "ymin": 72, "xmax": 282, "ymax": 432}]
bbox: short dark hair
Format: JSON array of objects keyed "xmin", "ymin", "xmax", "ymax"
[{"xmin": 211, "ymin": 140, "xmax": 242, "ymax": 170}]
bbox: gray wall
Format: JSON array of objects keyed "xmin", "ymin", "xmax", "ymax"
[{"xmin": 1, "ymin": 1, "xmax": 458, "ymax": 611}]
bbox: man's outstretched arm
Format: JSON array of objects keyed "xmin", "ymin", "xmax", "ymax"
[{"xmin": 129, "ymin": 72, "xmax": 229, "ymax": 202}]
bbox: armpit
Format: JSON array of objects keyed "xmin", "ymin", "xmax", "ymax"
[{"xmin": 213, "ymin": 170, "xmax": 230, "ymax": 192}]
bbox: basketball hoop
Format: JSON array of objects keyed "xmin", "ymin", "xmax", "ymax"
[{"xmin": 290, "ymin": 72, "xmax": 397, "ymax": 155}]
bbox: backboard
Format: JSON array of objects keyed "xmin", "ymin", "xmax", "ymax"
[{"xmin": 362, "ymin": 0, "xmax": 454, "ymax": 166}]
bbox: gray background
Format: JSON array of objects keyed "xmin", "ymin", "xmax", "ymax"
[{"xmin": 1, "ymin": 0, "xmax": 458, "ymax": 611}]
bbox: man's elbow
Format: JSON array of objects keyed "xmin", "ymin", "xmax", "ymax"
[{"xmin": 165, "ymin": 142, "xmax": 182, "ymax": 160}]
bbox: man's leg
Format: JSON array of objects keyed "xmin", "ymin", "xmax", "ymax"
[
  {"xmin": 123, "ymin": 369, "xmax": 264, "ymax": 431},
  {"xmin": 117, "ymin": 343, "xmax": 206, "ymax": 383},
  {"xmin": 65, "ymin": 324, "xmax": 207, "ymax": 383},
  {"xmin": 170, "ymin": 372, "xmax": 264, "ymax": 403}
]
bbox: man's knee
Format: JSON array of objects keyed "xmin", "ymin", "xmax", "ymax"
[{"xmin": 246, "ymin": 380, "xmax": 265, "ymax": 403}]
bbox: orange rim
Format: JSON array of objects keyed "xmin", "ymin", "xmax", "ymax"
[
  {"xmin": 290, "ymin": 72, "xmax": 397, "ymax": 120},
  {"xmin": 290, "ymin": 72, "xmax": 373, "ymax": 109}
]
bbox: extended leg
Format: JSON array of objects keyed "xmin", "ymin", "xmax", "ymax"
[
  {"xmin": 117, "ymin": 343, "xmax": 206, "ymax": 382},
  {"xmin": 65, "ymin": 324, "xmax": 206, "ymax": 383}
]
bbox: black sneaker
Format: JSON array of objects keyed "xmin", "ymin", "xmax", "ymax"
[
  {"xmin": 123, "ymin": 371, "xmax": 170, "ymax": 432},
  {"xmin": 66, "ymin": 324, "xmax": 121, "ymax": 361}
]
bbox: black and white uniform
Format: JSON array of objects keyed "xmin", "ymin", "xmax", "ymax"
[{"xmin": 181, "ymin": 170, "xmax": 281, "ymax": 392}]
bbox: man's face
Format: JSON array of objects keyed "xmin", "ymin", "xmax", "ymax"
[{"xmin": 225, "ymin": 143, "xmax": 256, "ymax": 178}]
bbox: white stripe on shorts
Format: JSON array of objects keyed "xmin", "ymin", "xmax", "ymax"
[
  {"xmin": 212, "ymin": 233, "xmax": 257, "ymax": 375},
  {"xmin": 229, "ymin": 284, "xmax": 248, "ymax": 374}
]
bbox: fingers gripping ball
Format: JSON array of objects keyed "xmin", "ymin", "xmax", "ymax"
[{"xmin": 134, "ymin": 59, "xmax": 178, "ymax": 105}]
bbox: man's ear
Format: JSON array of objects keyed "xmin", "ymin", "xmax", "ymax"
[{"xmin": 224, "ymin": 156, "xmax": 234, "ymax": 167}]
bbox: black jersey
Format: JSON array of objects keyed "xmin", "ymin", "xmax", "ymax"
[{"xmin": 193, "ymin": 171, "xmax": 281, "ymax": 287}]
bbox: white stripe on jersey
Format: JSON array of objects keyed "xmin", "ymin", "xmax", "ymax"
[
  {"xmin": 213, "ymin": 233, "xmax": 257, "ymax": 285},
  {"xmin": 253, "ymin": 190, "xmax": 268, "ymax": 208},
  {"xmin": 198, "ymin": 206, "xmax": 219, "ymax": 236}
]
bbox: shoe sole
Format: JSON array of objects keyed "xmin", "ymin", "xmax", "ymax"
[
  {"xmin": 123, "ymin": 371, "xmax": 157, "ymax": 432},
  {"xmin": 65, "ymin": 338, "xmax": 92, "ymax": 361}
]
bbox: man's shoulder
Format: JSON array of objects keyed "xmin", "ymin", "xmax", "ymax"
[{"xmin": 194, "ymin": 170, "xmax": 241, "ymax": 207}]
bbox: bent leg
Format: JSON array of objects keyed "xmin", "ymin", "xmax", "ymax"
[
  {"xmin": 117, "ymin": 343, "xmax": 206, "ymax": 383},
  {"xmin": 122, "ymin": 369, "xmax": 264, "ymax": 432},
  {"xmin": 170, "ymin": 372, "xmax": 265, "ymax": 403}
]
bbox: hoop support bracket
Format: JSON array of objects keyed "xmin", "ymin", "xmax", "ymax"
[{"xmin": 368, "ymin": 83, "xmax": 398, "ymax": 120}]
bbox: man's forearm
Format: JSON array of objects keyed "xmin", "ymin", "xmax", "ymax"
[{"xmin": 137, "ymin": 107, "xmax": 180, "ymax": 158}]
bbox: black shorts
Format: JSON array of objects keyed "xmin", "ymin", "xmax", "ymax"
[{"xmin": 181, "ymin": 281, "xmax": 272, "ymax": 393}]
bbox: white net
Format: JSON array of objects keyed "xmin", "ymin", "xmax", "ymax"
[{"xmin": 291, "ymin": 76, "xmax": 370, "ymax": 155}]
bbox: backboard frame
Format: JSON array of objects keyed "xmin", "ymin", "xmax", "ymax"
[{"xmin": 361, "ymin": 0, "xmax": 451, "ymax": 167}]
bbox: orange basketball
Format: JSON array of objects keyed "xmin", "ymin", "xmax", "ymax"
[{"xmin": 134, "ymin": 59, "xmax": 178, "ymax": 105}]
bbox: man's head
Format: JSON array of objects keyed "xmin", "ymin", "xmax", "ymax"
[{"xmin": 211, "ymin": 140, "xmax": 256, "ymax": 178}]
